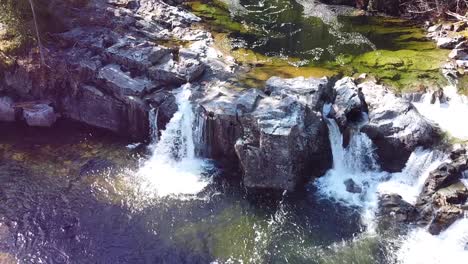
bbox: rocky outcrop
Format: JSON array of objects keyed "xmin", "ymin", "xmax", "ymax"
[
  {"xmin": 358, "ymin": 81, "xmax": 441, "ymax": 172},
  {"xmin": 0, "ymin": 0, "xmax": 230, "ymax": 140},
  {"xmin": 378, "ymin": 147, "xmax": 468, "ymax": 235},
  {"xmin": 196, "ymin": 77, "xmax": 333, "ymax": 191}
]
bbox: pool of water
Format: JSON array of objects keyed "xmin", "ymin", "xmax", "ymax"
[
  {"xmin": 187, "ymin": 0, "xmax": 449, "ymax": 90},
  {"xmin": 0, "ymin": 121, "xmax": 396, "ymax": 263}
]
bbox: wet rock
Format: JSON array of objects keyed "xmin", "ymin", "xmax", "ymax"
[
  {"xmin": 377, "ymin": 193, "xmax": 418, "ymax": 232},
  {"xmin": 235, "ymin": 96, "xmax": 330, "ymax": 191},
  {"xmin": 428, "ymin": 205, "xmax": 464, "ymax": 235},
  {"xmin": 23, "ymin": 104, "xmax": 57, "ymax": 127},
  {"xmin": 0, "ymin": 97, "xmax": 15, "ymax": 122},
  {"xmin": 419, "ymin": 162, "xmax": 466, "ymax": 205},
  {"xmin": 98, "ymin": 64, "xmax": 152, "ymax": 98},
  {"xmin": 359, "ymin": 81, "xmax": 441, "ymax": 172},
  {"xmin": 330, "ymin": 77, "xmax": 367, "ymax": 129},
  {"xmin": 344, "ymin": 178, "xmax": 362, "ymax": 193},
  {"xmin": 146, "ymin": 90, "xmax": 178, "ymax": 131}
]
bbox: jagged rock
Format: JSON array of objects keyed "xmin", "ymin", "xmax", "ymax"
[
  {"xmin": 418, "ymin": 154, "xmax": 468, "ymax": 205},
  {"xmin": 98, "ymin": 64, "xmax": 152, "ymax": 98},
  {"xmin": 235, "ymin": 96, "xmax": 330, "ymax": 190},
  {"xmin": 428, "ymin": 205, "xmax": 464, "ymax": 235},
  {"xmin": 330, "ymin": 77, "xmax": 367, "ymax": 129},
  {"xmin": 344, "ymin": 178, "xmax": 362, "ymax": 193},
  {"xmin": 23, "ymin": 104, "xmax": 57, "ymax": 127},
  {"xmin": 0, "ymin": 97, "xmax": 15, "ymax": 122},
  {"xmin": 358, "ymin": 81, "xmax": 441, "ymax": 172}
]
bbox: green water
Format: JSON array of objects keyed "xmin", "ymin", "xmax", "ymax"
[{"xmin": 187, "ymin": 0, "xmax": 449, "ymax": 91}]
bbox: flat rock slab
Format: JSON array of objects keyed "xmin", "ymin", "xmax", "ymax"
[
  {"xmin": 105, "ymin": 41, "xmax": 171, "ymax": 71},
  {"xmin": 98, "ymin": 64, "xmax": 152, "ymax": 97}
]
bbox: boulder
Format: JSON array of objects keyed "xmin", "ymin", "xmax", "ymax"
[
  {"xmin": 358, "ymin": 81, "xmax": 441, "ymax": 172},
  {"xmin": 377, "ymin": 193, "xmax": 418, "ymax": 233},
  {"xmin": 418, "ymin": 149, "xmax": 468, "ymax": 205},
  {"xmin": 330, "ymin": 77, "xmax": 367, "ymax": 129},
  {"xmin": 0, "ymin": 97, "xmax": 15, "ymax": 122},
  {"xmin": 344, "ymin": 178, "xmax": 363, "ymax": 193},
  {"xmin": 197, "ymin": 77, "xmax": 333, "ymax": 191},
  {"xmin": 428, "ymin": 205, "xmax": 464, "ymax": 235},
  {"xmin": 23, "ymin": 104, "xmax": 57, "ymax": 127}
]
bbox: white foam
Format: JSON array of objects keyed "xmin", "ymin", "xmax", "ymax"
[
  {"xmin": 397, "ymin": 218, "xmax": 468, "ymax": 264},
  {"xmin": 136, "ymin": 84, "xmax": 212, "ymax": 198},
  {"xmin": 413, "ymin": 86, "xmax": 468, "ymax": 140}
]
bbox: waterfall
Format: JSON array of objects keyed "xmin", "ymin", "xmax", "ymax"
[
  {"xmin": 136, "ymin": 84, "xmax": 212, "ymax": 198},
  {"xmin": 316, "ymin": 104, "xmax": 384, "ymax": 211},
  {"xmin": 149, "ymin": 107, "xmax": 159, "ymax": 145},
  {"xmin": 316, "ymin": 104, "xmax": 447, "ymax": 230}
]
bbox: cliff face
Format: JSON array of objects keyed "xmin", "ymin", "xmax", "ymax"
[{"xmin": 0, "ymin": 0, "xmax": 232, "ymax": 140}]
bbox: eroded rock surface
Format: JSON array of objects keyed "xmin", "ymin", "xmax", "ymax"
[{"xmin": 196, "ymin": 77, "xmax": 333, "ymax": 191}]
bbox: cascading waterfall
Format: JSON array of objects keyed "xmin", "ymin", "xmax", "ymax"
[
  {"xmin": 149, "ymin": 107, "xmax": 159, "ymax": 145},
  {"xmin": 136, "ymin": 84, "xmax": 212, "ymax": 198},
  {"xmin": 316, "ymin": 104, "xmax": 385, "ymax": 222},
  {"xmin": 316, "ymin": 103, "xmax": 468, "ymax": 263}
]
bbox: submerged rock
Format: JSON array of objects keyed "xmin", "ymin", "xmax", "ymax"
[
  {"xmin": 344, "ymin": 178, "xmax": 362, "ymax": 194},
  {"xmin": 358, "ymin": 81, "xmax": 441, "ymax": 172}
]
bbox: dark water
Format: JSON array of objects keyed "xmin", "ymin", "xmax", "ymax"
[{"xmin": 0, "ymin": 121, "xmax": 391, "ymax": 263}]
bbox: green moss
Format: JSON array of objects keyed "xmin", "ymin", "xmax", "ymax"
[{"xmin": 186, "ymin": 1, "xmax": 247, "ymax": 33}]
